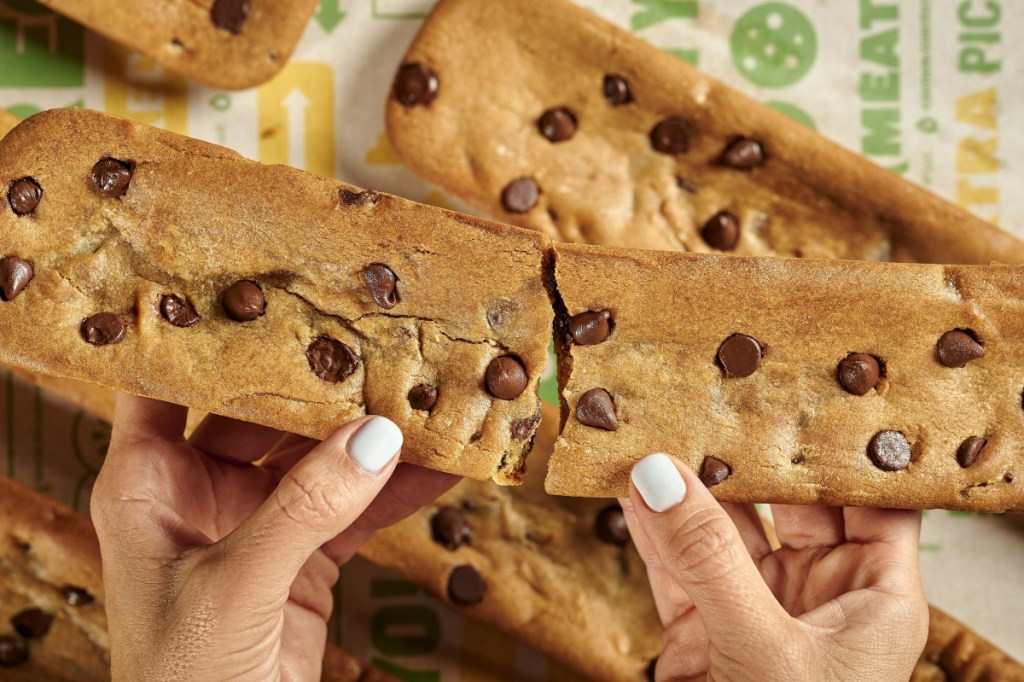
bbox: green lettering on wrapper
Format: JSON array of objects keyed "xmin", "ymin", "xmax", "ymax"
[
  {"xmin": 630, "ymin": 0, "xmax": 698, "ymax": 32},
  {"xmin": 372, "ymin": 606, "xmax": 440, "ymax": 656},
  {"xmin": 0, "ymin": 0, "xmax": 84, "ymax": 87}
]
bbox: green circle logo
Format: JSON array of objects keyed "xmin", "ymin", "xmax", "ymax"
[{"xmin": 731, "ymin": 3, "xmax": 817, "ymax": 88}]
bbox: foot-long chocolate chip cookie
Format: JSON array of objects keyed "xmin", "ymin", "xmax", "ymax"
[
  {"xmin": 914, "ymin": 606, "xmax": 1024, "ymax": 681},
  {"xmin": 549, "ymin": 243, "xmax": 1024, "ymax": 511},
  {"xmin": 33, "ymin": 0, "xmax": 317, "ymax": 89},
  {"xmin": 0, "ymin": 109, "xmax": 552, "ymax": 485},
  {"xmin": 385, "ymin": 0, "xmax": 1024, "ymax": 264}
]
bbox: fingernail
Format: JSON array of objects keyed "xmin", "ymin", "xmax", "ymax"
[
  {"xmin": 348, "ymin": 417, "xmax": 403, "ymax": 473},
  {"xmin": 631, "ymin": 453, "xmax": 686, "ymax": 512}
]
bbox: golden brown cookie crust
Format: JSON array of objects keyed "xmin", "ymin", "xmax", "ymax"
[
  {"xmin": 0, "ymin": 110, "xmax": 18, "ymax": 138},
  {"xmin": 913, "ymin": 606, "xmax": 1024, "ymax": 681}
]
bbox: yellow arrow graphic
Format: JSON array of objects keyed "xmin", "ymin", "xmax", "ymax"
[{"xmin": 258, "ymin": 62, "xmax": 335, "ymax": 177}]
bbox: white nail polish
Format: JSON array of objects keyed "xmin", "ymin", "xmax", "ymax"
[
  {"xmin": 631, "ymin": 453, "xmax": 686, "ymax": 512},
  {"xmin": 348, "ymin": 417, "xmax": 403, "ymax": 473}
]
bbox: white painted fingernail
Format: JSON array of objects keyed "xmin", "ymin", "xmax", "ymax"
[
  {"xmin": 631, "ymin": 453, "xmax": 686, "ymax": 512},
  {"xmin": 347, "ymin": 417, "xmax": 403, "ymax": 473}
]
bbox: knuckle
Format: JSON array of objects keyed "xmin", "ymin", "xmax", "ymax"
[
  {"xmin": 665, "ymin": 507, "xmax": 742, "ymax": 580},
  {"xmin": 275, "ymin": 474, "xmax": 348, "ymax": 535}
]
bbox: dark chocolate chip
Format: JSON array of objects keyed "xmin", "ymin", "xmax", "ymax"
[
  {"xmin": 650, "ymin": 117, "xmax": 690, "ymax": 154},
  {"xmin": 339, "ymin": 188, "xmax": 380, "ymax": 206},
  {"xmin": 837, "ymin": 353, "xmax": 882, "ymax": 396},
  {"xmin": 867, "ymin": 431, "xmax": 911, "ymax": 471},
  {"xmin": 699, "ymin": 456, "xmax": 732, "ymax": 487},
  {"xmin": 222, "ymin": 280, "xmax": 265, "ymax": 322},
  {"xmin": 306, "ymin": 337, "xmax": 359, "ymax": 384},
  {"xmin": 721, "ymin": 137, "xmax": 765, "ymax": 169},
  {"xmin": 957, "ymin": 436, "xmax": 988, "ymax": 469},
  {"xmin": 7, "ymin": 178, "xmax": 41, "ymax": 216},
  {"xmin": 447, "ymin": 564, "xmax": 485, "ymax": 605},
  {"xmin": 645, "ymin": 658, "xmax": 658, "ymax": 682},
  {"xmin": 393, "ymin": 62, "xmax": 439, "ymax": 107},
  {"xmin": 538, "ymin": 107, "xmax": 577, "ymax": 142},
  {"xmin": 408, "ymin": 384, "xmax": 438, "ymax": 412},
  {"xmin": 485, "ymin": 356, "xmax": 528, "ymax": 400},
  {"xmin": 0, "ymin": 636, "xmax": 27, "ymax": 667},
  {"xmin": 11, "ymin": 608, "xmax": 52, "ymax": 639},
  {"xmin": 90, "ymin": 158, "xmax": 132, "ymax": 198},
  {"xmin": 501, "ymin": 178, "xmax": 540, "ymax": 214},
  {"xmin": 701, "ymin": 211, "xmax": 740, "ymax": 251},
  {"xmin": 0, "ymin": 256, "xmax": 33, "ymax": 301},
  {"xmin": 431, "ymin": 506, "xmax": 471, "ymax": 550},
  {"xmin": 569, "ymin": 309, "xmax": 612, "ymax": 346},
  {"xmin": 717, "ymin": 334, "xmax": 763, "ymax": 378},
  {"xmin": 676, "ymin": 177, "xmax": 698, "ymax": 194},
  {"xmin": 362, "ymin": 263, "xmax": 399, "ymax": 309},
  {"xmin": 937, "ymin": 329, "xmax": 985, "ymax": 368},
  {"xmin": 575, "ymin": 388, "xmax": 618, "ymax": 431},
  {"xmin": 510, "ymin": 409, "xmax": 541, "ymax": 441},
  {"xmin": 61, "ymin": 585, "xmax": 95, "ymax": 607},
  {"xmin": 159, "ymin": 294, "xmax": 200, "ymax": 328},
  {"xmin": 595, "ymin": 504, "xmax": 630, "ymax": 545},
  {"xmin": 211, "ymin": 0, "xmax": 250, "ymax": 33},
  {"xmin": 603, "ymin": 74, "xmax": 633, "ymax": 105},
  {"xmin": 80, "ymin": 313, "xmax": 125, "ymax": 346}
]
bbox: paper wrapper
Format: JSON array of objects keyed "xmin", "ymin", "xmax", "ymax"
[{"xmin": 0, "ymin": 0, "xmax": 1021, "ymax": 675}]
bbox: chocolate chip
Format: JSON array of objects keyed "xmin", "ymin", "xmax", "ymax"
[
  {"xmin": 222, "ymin": 280, "xmax": 265, "ymax": 322},
  {"xmin": 538, "ymin": 107, "xmax": 577, "ymax": 142},
  {"xmin": 0, "ymin": 256, "xmax": 33, "ymax": 301},
  {"xmin": 339, "ymin": 188, "xmax": 380, "ymax": 206},
  {"xmin": 90, "ymin": 158, "xmax": 132, "ymax": 198},
  {"xmin": 650, "ymin": 117, "xmax": 690, "ymax": 154},
  {"xmin": 957, "ymin": 436, "xmax": 988, "ymax": 469},
  {"xmin": 510, "ymin": 409, "xmax": 541, "ymax": 441},
  {"xmin": 721, "ymin": 137, "xmax": 765, "ymax": 169},
  {"xmin": 61, "ymin": 585, "xmax": 95, "ymax": 607},
  {"xmin": 447, "ymin": 564, "xmax": 485, "ymax": 605},
  {"xmin": 676, "ymin": 177, "xmax": 698, "ymax": 194},
  {"xmin": 0, "ymin": 636, "xmax": 27, "ymax": 667},
  {"xmin": 211, "ymin": 0, "xmax": 250, "ymax": 33},
  {"xmin": 569, "ymin": 310, "xmax": 612, "ymax": 346},
  {"xmin": 837, "ymin": 353, "xmax": 882, "ymax": 396},
  {"xmin": 431, "ymin": 506, "xmax": 471, "ymax": 550},
  {"xmin": 595, "ymin": 505, "xmax": 630, "ymax": 545},
  {"xmin": 80, "ymin": 313, "xmax": 125, "ymax": 346},
  {"xmin": 7, "ymin": 178, "xmax": 41, "ymax": 216},
  {"xmin": 699, "ymin": 456, "xmax": 731, "ymax": 487},
  {"xmin": 717, "ymin": 334, "xmax": 763, "ymax": 378},
  {"xmin": 159, "ymin": 294, "xmax": 200, "ymax": 328},
  {"xmin": 11, "ymin": 608, "xmax": 52, "ymax": 639},
  {"xmin": 701, "ymin": 211, "xmax": 740, "ymax": 251},
  {"xmin": 485, "ymin": 356, "xmax": 528, "ymax": 400},
  {"xmin": 393, "ymin": 62, "xmax": 439, "ymax": 107},
  {"xmin": 501, "ymin": 178, "xmax": 540, "ymax": 214},
  {"xmin": 603, "ymin": 74, "xmax": 633, "ymax": 105},
  {"xmin": 306, "ymin": 337, "xmax": 359, "ymax": 384},
  {"xmin": 408, "ymin": 384, "xmax": 438, "ymax": 411},
  {"xmin": 362, "ymin": 264, "xmax": 399, "ymax": 309},
  {"xmin": 937, "ymin": 329, "xmax": 985, "ymax": 368},
  {"xmin": 867, "ymin": 431, "xmax": 911, "ymax": 471},
  {"xmin": 645, "ymin": 658, "xmax": 658, "ymax": 682},
  {"xmin": 575, "ymin": 388, "xmax": 618, "ymax": 431}
]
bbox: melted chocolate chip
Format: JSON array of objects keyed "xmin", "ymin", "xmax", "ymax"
[
  {"xmin": 90, "ymin": 158, "xmax": 132, "ymax": 198},
  {"xmin": 7, "ymin": 178, "xmax": 41, "ymax": 216},
  {"xmin": 408, "ymin": 384, "xmax": 438, "ymax": 412},
  {"xmin": 595, "ymin": 505, "xmax": 630, "ymax": 545},
  {"xmin": 575, "ymin": 388, "xmax": 618, "ymax": 431},
  {"xmin": 501, "ymin": 177, "xmax": 540, "ymax": 214},
  {"xmin": 603, "ymin": 74, "xmax": 633, "ymax": 105},
  {"xmin": 11, "ymin": 608, "xmax": 52, "ymax": 639},
  {"xmin": 485, "ymin": 356, "xmax": 528, "ymax": 400},
  {"xmin": 362, "ymin": 263, "xmax": 399, "ymax": 309},
  {"xmin": 837, "ymin": 353, "xmax": 882, "ymax": 396},
  {"xmin": 645, "ymin": 658, "xmax": 658, "ymax": 682},
  {"xmin": 211, "ymin": 0, "xmax": 250, "ymax": 33},
  {"xmin": 701, "ymin": 211, "xmax": 740, "ymax": 251},
  {"xmin": 937, "ymin": 329, "xmax": 985, "ymax": 368},
  {"xmin": 721, "ymin": 137, "xmax": 765, "ymax": 169},
  {"xmin": 0, "ymin": 636, "xmax": 27, "ymax": 667},
  {"xmin": 339, "ymin": 188, "xmax": 380, "ymax": 206},
  {"xmin": 159, "ymin": 294, "xmax": 200, "ymax": 328},
  {"xmin": 61, "ymin": 585, "xmax": 95, "ymax": 607},
  {"xmin": 699, "ymin": 456, "xmax": 731, "ymax": 487},
  {"xmin": 431, "ymin": 506, "xmax": 471, "ymax": 550},
  {"xmin": 538, "ymin": 107, "xmax": 577, "ymax": 142},
  {"xmin": 393, "ymin": 62, "xmax": 439, "ymax": 107},
  {"xmin": 306, "ymin": 337, "xmax": 359, "ymax": 384},
  {"xmin": 676, "ymin": 177, "xmax": 699, "ymax": 194},
  {"xmin": 447, "ymin": 564, "xmax": 485, "ymax": 605},
  {"xmin": 80, "ymin": 313, "xmax": 126, "ymax": 346},
  {"xmin": 867, "ymin": 431, "xmax": 911, "ymax": 471},
  {"xmin": 957, "ymin": 436, "xmax": 988, "ymax": 469},
  {"xmin": 222, "ymin": 280, "xmax": 265, "ymax": 322},
  {"xmin": 717, "ymin": 334, "xmax": 763, "ymax": 378},
  {"xmin": 0, "ymin": 256, "xmax": 33, "ymax": 301},
  {"xmin": 650, "ymin": 117, "xmax": 690, "ymax": 154},
  {"xmin": 569, "ymin": 309, "xmax": 612, "ymax": 345},
  {"xmin": 510, "ymin": 409, "xmax": 541, "ymax": 441}
]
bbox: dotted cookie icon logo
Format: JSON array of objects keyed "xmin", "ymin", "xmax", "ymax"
[{"xmin": 731, "ymin": 3, "xmax": 817, "ymax": 88}]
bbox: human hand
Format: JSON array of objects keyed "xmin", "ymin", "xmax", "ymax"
[
  {"xmin": 622, "ymin": 453, "xmax": 928, "ymax": 682},
  {"xmin": 91, "ymin": 394, "xmax": 458, "ymax": 682}
]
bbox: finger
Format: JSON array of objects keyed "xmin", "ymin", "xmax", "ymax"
[
  {"xmin": 187, "ymin": 413, "xmax": 287, "ymax": 464},
  {"xmin": 111, "ymin": 393, "xmax": 188, "ymax": 449},
  {"xmin": 720, "ymin": 502, "xmax": 772, "ymax": 560},
  {"xmin": 621, "ymin": 497, "xmax": 695, "ymax": 627},
  {"xmin": 844, "ymin": 507, "xmax": 922, "ymax": 551},
  {"xmin": 771, "ymin": 504, "xmax": 845, "ymax": 550},
  {"xmin": 657, "ymin": 611, "xmax": 712, "ymax": 679},
  {"xmin": 261, "ymin": 434, "xmax": 323, "ymax": 479},
  {"xmin": 628, "ymin": 453, "xmax": 789, "ymax": 647}
]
